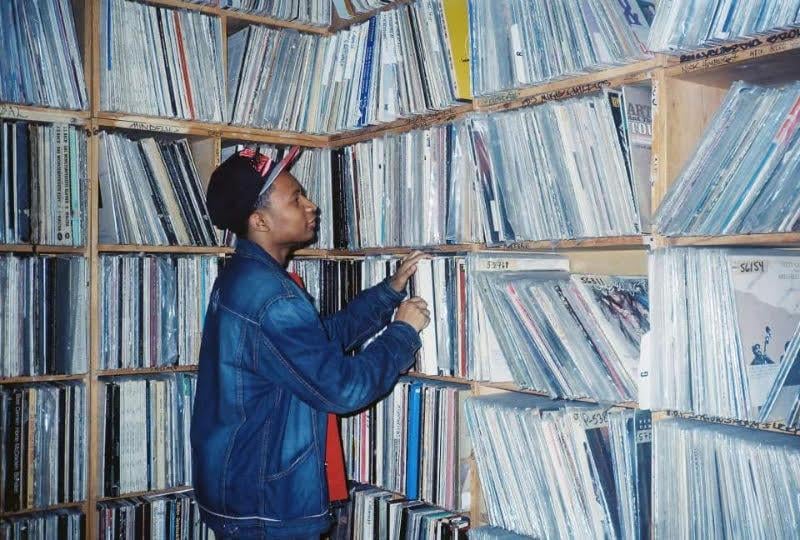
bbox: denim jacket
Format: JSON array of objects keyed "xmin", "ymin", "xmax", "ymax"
[{"xmin": 190, "ymin": 239, "xmax": 421, "ymax": 536}]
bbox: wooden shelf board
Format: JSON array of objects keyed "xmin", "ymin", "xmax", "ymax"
[
  {"xmin": 665, "ymin": 29, "xmax": 800, "ymax": 80},
  {"xmin": 0, "ymin": 103, "xmax": 90, "ymax": 125},
  {"xmin": 473, "ymin": 57, "xmax": 662, "ymax": 113},
  {"xmin": 406, "ymin": 372, "xmax": 471, "ymax": 385},
  {"xmin": 479, "ymin": 381, "xmax": 638, "ymax": 409},
  {"xmin": 0, "ymin": 244, "xmax": 35, "ymax": 253},
  {"xmin": 0, "ymin": 501, "xmax": 86, "ymax": 518},
  {"xmin": 329, "ymin": 1, "xmax": 412, "ymax": 33},
  {"xmin": 95, "ymin": 113, "xmax": 329, "ymax": 147},
  {"xmin": 34, "ymin": 245, "xmax": 88, "ymax": 255},
  {"xmin": 97, "ymin": 244, "xmax": 233, "ymax": 255},
  {"xmin": 97, "ymin": 486, "xmax": 193, "ymax": 504},
  {"xmin": 327, "ymin": 103, "xmax": 474, "ymax": 147},
  {"xmin": 136, "ymin": 0, "xmax": 329, "ymax": 35},
  {"xmin": 295, "ymin": 237, "xmax": 648, "ymax": 257},
  {"xmin": 653, "ymin": 410, "xmax": 800, "ymax": 437},
  {"xmin": 0, "ymin": 374, "xmax": 87, "ymax": 385},
  {"xmin": 655, "ymin": 232, "xmax": 800, "ymax": 248},
  {"xmin": 97, "ymin": 365, "xmax": 198, "ymax": 377}
]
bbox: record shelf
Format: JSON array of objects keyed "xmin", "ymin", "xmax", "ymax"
[{"xmin": 3, "ymin": 0, "xmax": 800, "ymax": 537}]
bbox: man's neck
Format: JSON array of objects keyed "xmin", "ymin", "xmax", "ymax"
[{"xmin": 249, "ymin": 237, "xmax": 292, "ymax": 268}]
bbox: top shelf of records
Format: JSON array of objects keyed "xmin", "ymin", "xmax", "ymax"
[{"xmin": 3, "ymin": 0, "xmax": 799, "ymax": 144}]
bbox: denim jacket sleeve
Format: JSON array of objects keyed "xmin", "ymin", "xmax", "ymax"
[
  {"xmin": 321, "ymin": 279, "xmax": 406, "ymax": 352},
  {"xmin": 258, "ymin": 294, "xmax": 421, "ymax": 414}
]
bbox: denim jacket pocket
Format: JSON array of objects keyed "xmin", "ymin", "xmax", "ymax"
[{"xmin": 263, "ymin": 444, "xmax": 314, "ymax": 481}]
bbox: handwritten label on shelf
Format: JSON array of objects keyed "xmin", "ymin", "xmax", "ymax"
[
  {"xmin": 0, "ymin": 104, "xmax": 30, "ymax": 120},
  {"xmin": 679, "ymin": 29, "xmax": 800, "ymax": 64},
  {"xmin": 665, "ymin": 410, "xmax": 800, "ymax": 435},
  {"xmin": 128, "ymin": 121, "xmax": 180, "ymax": 133}
]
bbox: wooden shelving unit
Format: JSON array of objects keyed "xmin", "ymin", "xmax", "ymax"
[
  {"xmin": 5, "ymin": 0, "xmax": 800, "ymax": 534},
  {"xmin": 96, "ymin": 365, "xmax": 198, "ymax": 377},
  {"xmin": 0, "ymin": 374, "xmax": 88, "ymax": 385},
  {"xmin": 97, "ymin": 244, "xmax": 233, "ymax": 255}
]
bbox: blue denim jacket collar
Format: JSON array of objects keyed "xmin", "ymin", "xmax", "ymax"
[{"xmin": 235, "ymin": 238, "xmax": 286, "ymax": 273}]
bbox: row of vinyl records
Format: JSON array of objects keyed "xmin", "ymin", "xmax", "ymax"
[
  {"xmin": 1, "ymin": 492, "xmax": 215, "ymax": 540},
  {"xmin": 9, "ymin": 76, "xmax": 800, "ymax": 250},
  {"xmin": 0, "ymin": 383, "xmax": 87, "ymax": 513},
  {"xmin": 188, "ymin": 80, "xmax": 800, "ymax": 246},
  {"xmin": 4, "ymin": 246, "xmax": 800, "ymax": 431},
  {"xmin": 0, "ymin": 254, "xmax": 217, "ymax": 377},
  {"xmin": 296, "ymin": 247, "xmax": 800, "ymax": 428},
  {"xmin": 329, "ymin": 484, "xmax": 470, "ymax": 540},
  {"xmin": 341, "ymin": 378, "xmax": 472, "ymax": 513},
  {"xmin": 9, "ymin": 0, "xmax": 800, "ymax": 119},
  {"xmin": 0, "ymin": 121, "xmax": 88, "ymax": 246},
  {"xmin": 100, "ymin": 374, "xmax": 196, "ymax": 497},
  {"xmin": 466, "ymin": 396, "xmax": 800, "ymax": 539}
]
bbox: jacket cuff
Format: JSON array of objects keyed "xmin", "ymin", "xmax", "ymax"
[
  {"xmin": 375, "ymin": 277, "xmax": 407, "ymax": 307},
  {"xmin": 383, "ymin": 321, "xmax": 422, "ymax": 371}
]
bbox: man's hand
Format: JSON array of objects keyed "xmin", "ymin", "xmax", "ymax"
[
  {"xmin": 389, "ymin": 251, "xmax": 428, "ymax": 293},
  {"xmin": 395, "ymin": 297, "xmax": 431, "ymax": 332}
]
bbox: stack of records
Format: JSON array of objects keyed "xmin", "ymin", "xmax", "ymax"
[
  {"xmin": 341, "ymin": 378, "xmax": 472, "ymax": 512},
  {"xmin": 466, "ymin": 394, "xmax": 651, "ymax": 540},
  {"xmin": 222, "ymin": 144, "xmax": 334, "ymax": 249},
  {"xmin": 186, "ymin": 0, "xmax": 332, "ymax": 26},
  {"xmin": 97, "ymin": 490, "xmax": 213, "ymax": 540},
  {"xmin": 98, "ymin": 132, "xmax": 218, "ymax": 247},
  {"xmin": 333, "ymin": 126, "xmax": 451, "ymax": 248},
  {"xmin": 99, "ymin": 255, "xmax": 220, "ymax": 370},
  {"xmin": 99, "ymin": 0, "xmax": 225, "ymax": 121},
  {"xmin": 228, "ymin": 0, "xmax": 462, "ymax": 133},
  {"xmin": 0, "ymin": 509, "xmax": 85, "ymax": 539},
  {"xmin": 99, "ymin": 374, "xmax": 197, "ymax": 497},
  {"xmin": 469, "ymin": 0, "xmax": 651, "ymax": 96},
  {"xmin": 330, "ymin": 483, "xmax": 469, "ymax": 540},
  {"xmin": 406, "ymin": 256, "xmax": 467, "ymax": 377},
  {"xmin": 649, "ymin": 0, "xmax": 800, "ymax": 53},
  {"xmin": 0, "ymin": 122, "xmax": 89, "ymax": 246},
  {"xmin": 469, "ymin": 526, "xmax": 534, "ymax": 540},
  {"xmin": 655, "ymin": 81, "xmax": 800, "ymax": 236},
  {"xmin": 0, "ymin": 0, "xmax": 87, "ymax": 109},
  {"xmin": 290, "ymin": 258, "xmax": 362, "ymax": 317},
  {"xmin": 470, "ymin": 263, "xmax": 648, "ymax": 402},
  {"xmin": 0, "ymin": 120, "xmax": 31, "ymax": 244},
  {"xmin": 0, "ymin": 255, "xmax": 88, "ymax": 378},
  {"xmin": 653, "ymin": 417, "xmax": 800, "ymax": 538},
  {"xmin": 333, "ymin": 0, "xmax": 392, "ymax": 20},
  {"xmin": 0, "ymin": 383, "xmax": 87, "ymax": 512},
  {"xmin": 648, "ymin": 248, "xmax": 800, "ymax": 421},
  {"xmin": 452, "ymin": 89, "xmax": 649, "ymax": 244}
]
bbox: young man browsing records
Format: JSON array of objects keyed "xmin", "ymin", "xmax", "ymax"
[{"xmin": 191, "ymin": 147, "xmax": 429, "ymax": 539}]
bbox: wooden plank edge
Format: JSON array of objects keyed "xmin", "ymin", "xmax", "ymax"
[
  {"xmin": 653, "ymin": 232, "xmax": 800, "ymax": 248},
  {"xmin": 664, "ymin": 28, "xmax": 800, "ymax": 78},
  {"xmin": 97, "ymin": 244, "xmax": 233, "ymax": 254},
  {"xmin": 135, "ymin": 0, "xmax": 328, "ymax": 35},
  {"xmin": 0, "ymin": 103, "xmax": 90, "ymax": 125},
  {"xmin": 477, "ymin": 381, "xmax": 638, "ymax": 409},
  {"xmin": 326, "ymin": 103, "xmax": 474, "ymax": 147},
  {"xmin": 96, "ymin": 486, "xmax": 194, "ymax": 504},
  {"xmin": 96, "ymin": 366, "xmax": 198, "ymax": 377},
  {"xmin": 0, "ymin": 374, "xmax": 88, "ymax": 385},
  {"xmin": 0, "ymin": 501, "xmax": 87, "ymax": 518},
  {"xmin": 653, "ymin": 410, "xmax": 800, "ymax": 437},
  {"xmin": 474, "ymin": 57, "xmax": 663, "ymax": 113}
]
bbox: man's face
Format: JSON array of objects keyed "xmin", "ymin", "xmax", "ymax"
[{"xmin": 256, "ymin": 171, "xmax": 318, "ymax": 246}]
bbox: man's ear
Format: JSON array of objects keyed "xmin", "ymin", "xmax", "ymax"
[{"xmin": 248, "ymin": 208, "xmax": 271, "ymax": 233}]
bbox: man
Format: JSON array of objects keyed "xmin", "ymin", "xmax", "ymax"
[{"xmin": 191, "ymin": 147, "xmax": 429, "ymax": 539}]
